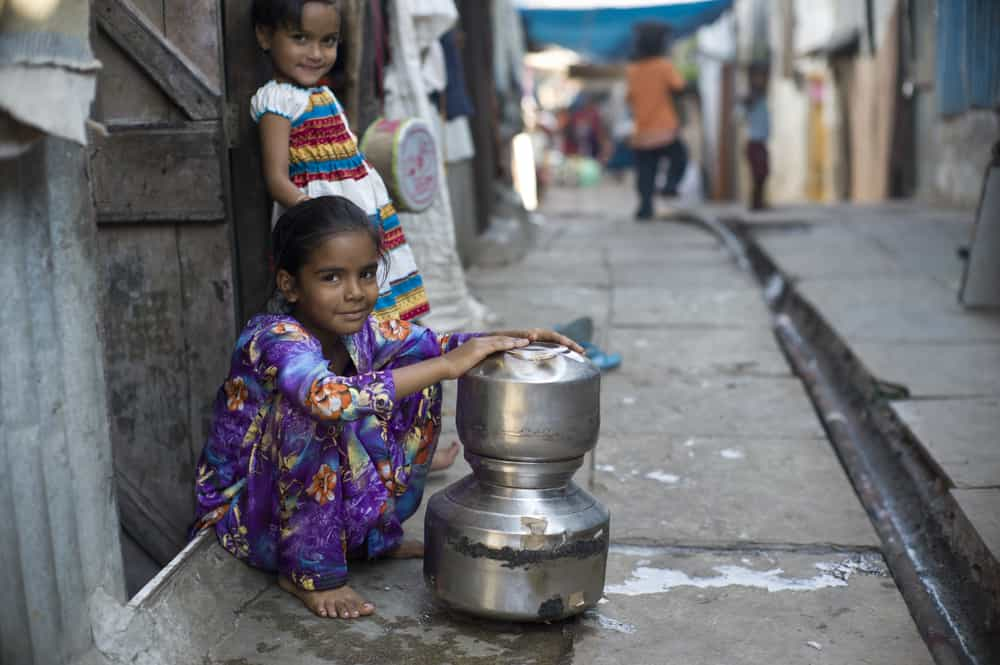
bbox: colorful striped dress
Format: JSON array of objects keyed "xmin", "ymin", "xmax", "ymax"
[{"xmin": 251, "ymin": 80, "xmax": 430, "ymax": 322}]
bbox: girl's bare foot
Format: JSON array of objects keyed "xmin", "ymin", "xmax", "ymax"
[
  {"xmin": 430, "ymin": 440, "xmax": 460, "ymax": 472},
  {"xmin": 278, "ymin": 577, "xmax": 375, "ymax": 619},
  {"xmin": 387, "ymin": 539, "xmax": 424, "ymax": 558}
]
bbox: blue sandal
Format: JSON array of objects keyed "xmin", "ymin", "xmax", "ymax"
[
  {"xmin": 581, "ymin": 341, "xmax": 622, "ymax": 372},
  {"xmin": 554, "ymin": 318, "xmax": 621, "ymax": 371}
]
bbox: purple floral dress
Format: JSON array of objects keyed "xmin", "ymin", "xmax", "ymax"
[{"xmin": 193, "ymin": 313, "xmax": 475, "ymax": 591}]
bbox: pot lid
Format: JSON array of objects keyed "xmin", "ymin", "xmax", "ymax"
[{"xmin": 464, "ymin": 342, "xmax": 599, "ymax": 385}]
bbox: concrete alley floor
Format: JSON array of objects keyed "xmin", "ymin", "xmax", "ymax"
[
  {"xmin": 743, "ymin": 202, "xmax": 1000, "ymax": 589},
  {"xmin": 153, "ymin": 182, "xmax": 936, "ymax": 664}
]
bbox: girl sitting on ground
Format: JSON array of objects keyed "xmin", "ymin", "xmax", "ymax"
[
  {"xmin": 252, "ymin": 0, "xmax": 428, "ymax": 322},
  {"xmin": 192, "ymin": 196, "xmax": 581, "ymax": 620}
]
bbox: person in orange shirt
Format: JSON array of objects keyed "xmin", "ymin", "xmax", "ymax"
[{"xmin": 626, "ymin": 23, "xmax": 688, "ymax": 220}]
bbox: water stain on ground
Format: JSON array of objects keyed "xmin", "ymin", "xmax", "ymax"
[{"xmin": 207, "ymin": 571, "xmax": 581, "ymax": 665}]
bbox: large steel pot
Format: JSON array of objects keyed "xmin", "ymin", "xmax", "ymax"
[
  {"xmin": 425, "ymin": 343, "xmax": 610, "ymax": 622},
  {"xmin": 424, "ymin": 477, "xmax": 609, "ymax": 622},
  {"xmin": 456, "ymin": 343, "xmax": 601, "ymax": 462}
]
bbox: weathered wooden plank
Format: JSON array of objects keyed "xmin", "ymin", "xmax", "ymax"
[
  {"xmin": 98, "ymin": 227, "xmax": 197, "ymax": 565},
  {"xmin": 92, "ymin": 29, "xmax": 176, "ymax": 124},
  {"xmin": 224, "ymin": 0, "xmax": 275, "ymax": 320},
  {"xmin": 165, "ymin": 0, "xmax": 224, "ymax": 90},
  {"xmin": 176, "ymin": 225, "xmax": 237, "ymax": 463},
  {"xmin": 91, "ymin": 0, "xmax": 238, "ymax": 575},
  {"xmin": 117, "ymin": 469, "xmax": 187, "ymax": 566},
  {"xmin": 357, "ymin": 0, "xmax": 380, "ymax": 132},
  {"xmin": 94, "ymin": 0, "xmax": 221, "ymax": 120},
  {"xmin": 89, "ymin": 122, "xmax": 226, "ymax": 223},
  {"xmin": 338, "ymin": 0, "xmax": 365, "ymax": 127}
]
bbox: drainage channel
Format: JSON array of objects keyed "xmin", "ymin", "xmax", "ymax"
[{"xmin": 685, "ymin": 213, "xmax": 998, "ymax": 665}]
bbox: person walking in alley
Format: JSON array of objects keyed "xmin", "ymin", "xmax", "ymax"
[
  {"xmin": 192, "ymin": 196, "xmax": 580, "ymax": 620},
  {"xmin": 626, "ymin": 22, "xmax": 689, "ymax": 220},
  {"xmin": 251, "ymin": 0, "xmax": 429, "ymax": 323},
  {"xmin": 742, "ymin": 63, "xmax": 770, "ymax": 211}
]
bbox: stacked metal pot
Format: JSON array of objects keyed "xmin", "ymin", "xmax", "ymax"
[{"xmin": 424, "ymin": 343, "xmax": 610, "ymax": 621}]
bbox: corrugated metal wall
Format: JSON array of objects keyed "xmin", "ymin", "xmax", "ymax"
[{"xmin": 936, "ymin": 0, "xmax": 1000, "ymax": 115}]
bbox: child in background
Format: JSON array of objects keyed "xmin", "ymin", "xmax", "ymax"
[
  {"xmin": 251, "ymin": 0, "xmax": 429, "ymax": 322},
  {"xmin": 743, "ymin": 63, "xmax": 770, "ymax": 211},
  {"xmin": 192, "ymin": 196, "xmax": 581, "ymax": 620},
  {"xmin": 626, "ymin": 23, "xmax": 689, "ymax": 220}
]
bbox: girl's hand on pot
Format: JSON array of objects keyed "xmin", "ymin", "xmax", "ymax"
[
  {"xmin": 491, "ymin": 328, "xmax": 584, "ymax": 355},
  {"xmin": 441, "ymin": 336, "xmax": 529, "ymax": 379}
]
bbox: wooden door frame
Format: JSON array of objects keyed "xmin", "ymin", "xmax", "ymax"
[
  {"xmin": 221, "ymin": 0, "xmax": 273, "ymax": 320},
  {"xmin": 90, "ymin": 0, "xmax": 236, "ymax": 567}
]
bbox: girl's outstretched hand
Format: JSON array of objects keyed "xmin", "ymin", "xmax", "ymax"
[
  {"xmin": 394, "ymin": 332, "xmax": 580, "ymax": 399},
  {"xmin": 491, "ymin": 328, "xmax": 585, "ymax": 355},
  {"xmin": 440, "ymin": 336, "xmax": 530, "ymax": 380}
]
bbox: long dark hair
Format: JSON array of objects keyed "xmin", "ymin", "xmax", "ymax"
[
  {"xmin": 267, "ymin": 196, "xmax": 386, "ymax": 313},
  {"xmin": 252, "ymin": 0, "xmax": 340, "ymax": 30}
]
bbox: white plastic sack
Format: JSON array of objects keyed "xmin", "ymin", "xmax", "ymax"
[{"xmin": 383, "ymin": 0, "xmax": 486, "ymax": 332}]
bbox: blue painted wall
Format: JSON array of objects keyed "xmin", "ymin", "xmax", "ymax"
[{"xmin": 936, "ymin": 0, "xmax": 1000, "ymax": 115}]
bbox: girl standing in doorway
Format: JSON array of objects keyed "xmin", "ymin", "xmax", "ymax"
[{"xmin": 251, "ymin": 0, "xmax": 429, "ymax": 322}]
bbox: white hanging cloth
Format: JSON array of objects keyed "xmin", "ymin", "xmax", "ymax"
[{"xmin": 382, "ymin": 0, "xmax": 490, "ymax": 332}]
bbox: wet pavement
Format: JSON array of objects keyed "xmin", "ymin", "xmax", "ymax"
[{"xmin": 141, "ymin": 182, "xmax": 941, "ymax": 664}]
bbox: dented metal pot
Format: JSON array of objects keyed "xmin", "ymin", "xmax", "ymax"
[{"xmin": 424, "ymin": 343, "xmax": 610, "ymax": 622}]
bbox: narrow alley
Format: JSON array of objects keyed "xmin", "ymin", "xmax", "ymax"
[
  {"xmin": 131, "ymin": 180, "xmax": 937, "ymax": 664},
  {"xmin": 3, "ymin": 1, "xmax": 997, "ymax": 663}
]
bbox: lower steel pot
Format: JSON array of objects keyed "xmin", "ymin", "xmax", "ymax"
[{"xmin": 423, "ymin": 473, "xmax": 610, "ymax": 622}]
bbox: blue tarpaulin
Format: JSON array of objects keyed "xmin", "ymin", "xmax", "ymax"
[
  {"xmin": 936, "ymin": 0, "xmax": 1000, "ymax": 115},
  {"xmin": 517, "ymin": 0, "xmax": 732, "ymax": 62}
]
